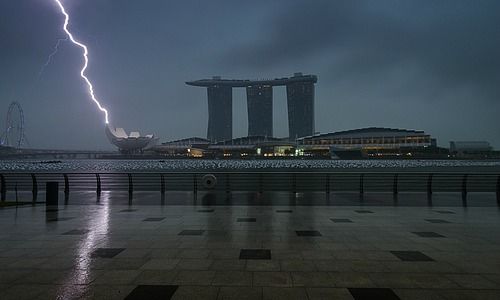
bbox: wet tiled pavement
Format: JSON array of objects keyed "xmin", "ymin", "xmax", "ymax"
[{"xmin": 0, "ymin": 192, "xmax": 500, "ymax": 299}]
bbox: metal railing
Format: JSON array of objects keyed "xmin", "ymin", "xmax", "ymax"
[{"xmin": 1, "ymin": 172, "xmax": 499, "ymax": 204}]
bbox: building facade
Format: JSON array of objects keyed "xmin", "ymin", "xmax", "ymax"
[
  {"xmin": 187, "ymin": 73, "xmax": 317, "ymax": 141},
  {"xmin": 286, "ymin": 80, "xmax": 315, "ymax": 140},
  {"xmin": 246, "ymin": 84, "xmax": 273, "ymax": 137},
  {"xmin": 207, "ymin": 85, "xmax": 232, "ymax": 142}
]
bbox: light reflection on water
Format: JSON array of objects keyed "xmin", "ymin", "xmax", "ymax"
[{"xmin": 1, "ymin": 159, "xmax": 500, "ymax": 172}]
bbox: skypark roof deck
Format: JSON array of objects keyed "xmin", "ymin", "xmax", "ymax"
[{"xmin": 186, "ymin": 72, "xmax": 317, "ymax": 87}]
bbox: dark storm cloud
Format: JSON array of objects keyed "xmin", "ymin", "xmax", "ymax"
[
  {"xmin": 1, "ymin": 0, "xmax": 499, "ymax": 149},
  {"xmin": 222, "ymin": 0, "xmax": 500, "ymax": 98}
]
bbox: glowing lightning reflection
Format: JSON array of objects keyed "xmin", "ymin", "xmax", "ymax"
[{"xmin": 53, "ymin": 0, "xmax": 110, "ymax": 124}]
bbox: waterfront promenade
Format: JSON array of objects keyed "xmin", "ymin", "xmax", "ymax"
[{"xmin": 0, "ymin": 190, "xmax": 500, "ymax": 299}]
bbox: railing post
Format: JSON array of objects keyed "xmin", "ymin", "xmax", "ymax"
[
  {"xmin": 31, "ymin": 173, "xmax": 37, "ymax": 203},
  {"xmin": 160, "ymin": 174, "xmax": 165, "ymax": 194},
  {"xmin": 0, "ymin": 174, "xmax": 6, "ymax": 202},
  {"xmin": 496, "ymin": 175, "xmax": 500, "ymax": 206},
  {"xmin": 193, "ymin": 174, "xmax": 197, "ymax": 194},
  {"xmin": 292, "ymin": 173, "xmax": 297, "ymax": 194},
  {"xmin": 258, "ymin": 174, "xmax": 263, "ymax": 194},
  {"xmin": 225, "ymin": 174, "xmax": 230, "ymax": 194},
  {"xmin": 96, "ymin": 174, "xmax": 101, "ymax": 196},
  {"xmin": 64, "ymin": 174, "xmax": 69, "ymax": 194},
  {"xmin": 427, "ymin": 174, "xmax": 433, "ymax": 196},
  {"xmin": 128, "ymin": 173, "xmax": 133, "ymax": 196},
  {"xmin": 393, "ymin": 174, "xmax": 398, "ymax": 195},
  {"xmin": 461, "ymin": 174, "xmax": 468, "ymax": 195},
  {"xmin": 325, "ymin": 174, "xmax": 330, "ymax": 194},
  {"xmin": 359, "ymin": 174, "xmax": 364, "ymax": 194},
  {"xmin": 462, "ymin": 174, "xmax": 468, "ymax": 206}
]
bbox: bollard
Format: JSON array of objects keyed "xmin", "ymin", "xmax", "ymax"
[{"xmin": 46, "ymin": 182, "xmax": 59, "ymax": 207}]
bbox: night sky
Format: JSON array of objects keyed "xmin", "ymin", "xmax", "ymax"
[{"xmin": 1, "ymin": 0, "xmax": 499, "ymax": 150}]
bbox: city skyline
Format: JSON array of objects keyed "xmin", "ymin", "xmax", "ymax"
[{"xmin": 1, "ymin": 0, "xmax": 499, "ymax": 150}]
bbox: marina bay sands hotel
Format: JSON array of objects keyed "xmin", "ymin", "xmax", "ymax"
[{"xmin": 186, "ymin": 73, "xmax": 317, "ymax": 142}]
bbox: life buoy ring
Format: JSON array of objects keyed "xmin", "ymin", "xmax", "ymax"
[{"xmin": 202, "ymin": 174, "xmax": 217, "ymax": 189}]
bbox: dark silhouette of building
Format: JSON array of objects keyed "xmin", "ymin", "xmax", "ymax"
[
  {"xmin": 287, "ymin": 79, "xmax": 315, "ymax": 140},
  {"xmin": 187, "ymin": 73, "xmax": 317, "ymax": 140},
  {"xmin": 207, "ymin": 84, "xmax": 232, "ymax": 142},
  {"xmin": 246, "ymin": 85, "xmax": 273, "ymax": 137}
]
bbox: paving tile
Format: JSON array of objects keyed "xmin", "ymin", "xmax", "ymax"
[
  {"xmin": 124, "ymin": 285, "xmax": 178, "ymax": 300},
  {"xmin": 368, "ymin": 273, "xmax": 420, "ymax": 288},
  {"xmin": 173, "ymin": 270, "xmax": 216, "ymax": 285},
  {"xmin": 406, "ymin": 274, "xmax": 459, "ymax": 289},
  {"xmin": 445, "ymin": 274, "xmax": 499, "ymax": 289},
  {"xmin": 134, "ymin": 270, "xmax": 178, "ymax": 285},
  {"xmin": 82, "ymin": 284, "xmax": 136, "ymax": 300},
  {"xmin": 211, "ymin": 259, "xmax": 247, "ymax": 271},
  {"xmin": 178, "ymin": 249, "xmax": 211, "ymax": 259},
  {"xmin": 212, "ymin": 271, "xmax": 253, "ymax": 286},
  {"xmin": 62, "ymin": 229, "xmax": 89, "ymax": 235},
  {"xmin": 141, "ymin": 259, "xmax": 180, "ymax": 270},
  {"xmin": 253, "ymin": 272, "xmax": 292, "ymax": 287},
  {"xmin": 425, "ymin": 219, "xmax": 451, "ymax": 224},
  {"xmin": 306, "ymin": 288, "xmax": 354, "ymax": 300},
  {"xmin": 331, "ymin": 218, "xmax": 353, "ymax": 223},
  {"xmin": 295, "ymin": 230, "xmax": 322, "ymax": 237},
  {"xmin": 143, "ymin": 217, "xmax": 166, "ymax": 222},
  {"xmin": 393, "ymin": 288, "xmax": 444, "ymax": 300},
  {"xmin": 348, "ymin": 288, "xmax": 400, "ymax": 300},
  {"xmin": 171, "ymin": 285, "xmax": 219, "ymax": 300},
  {"xmin": 411, "ymin": 232, "xmax": 446, "ymax": 238},
  {"xmin": 390, "ymin": 251, "xmax": 434, "ymax": 262},
  {"xmin": 217, "ymin": 286, "xmax": 263, "ymax": 300},
  {"xmin": 46, "ymin": 217, "xmax": 74, "ymax": 222},
  {"xmin": 435, "ymin": 210, "xmax": 455, "ymax": 214},
  {"xmin": 93, "ymin": 270, "xmax": 141, "ymax": 285},
  {"xmin": 178, "ymin": 230, "xmax": 205, "ymax": 236},
  {"xmin": 91, "ymin": 248, "xmax": 126, "ymax": 258},
  {"xmin": 280, "ymin": 260, "xmax": 317, "ymax": 272},
  {"xmin": 263, "ymin": 287, "xmax": 308, "ymax": 300},
  {"xmin": 176, "ymin": 259, "xmax": 213, "ymax": 270},
  {"xmin": 329, "ymin": 272, "xmax": 376, "ymax": 288},
  {"xmin": 240, "ymin": 249, "xmax": 271, "ymax": 260},
  {"xmin": 246, "ymin": 260, "xmax": 281, "ymax": 271},
  {"xmin": 291, "ymin": 272, "xmax": 335, "ymax": 287},
  {"xmin": 237, "ymin": 218, "xmax": 257, "ymax": 222}
]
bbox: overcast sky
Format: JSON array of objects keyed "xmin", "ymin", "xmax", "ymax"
[{"xmin": 1, "ymin": 0, "xmax": 499, "ymax": 150}]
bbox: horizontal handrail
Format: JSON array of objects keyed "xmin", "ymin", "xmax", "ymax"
[{"xmin": 1, "ymin": 172, "xmax": 499, "ymax": 197}]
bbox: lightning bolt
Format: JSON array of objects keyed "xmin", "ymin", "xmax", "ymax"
[
  {"xmin": 38, "ymin": 37, "xmax": 67, "ymax": 78},
  {"xmin": 53, "ymin": 0, "xmax": 110, "ymax": 124}
]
